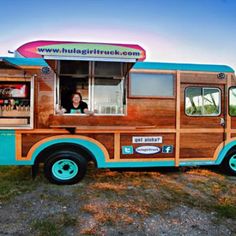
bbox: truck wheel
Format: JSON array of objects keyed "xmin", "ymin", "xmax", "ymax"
[
  {"xmin": 44, "ymin": 150, "xmax": 87, "ymax": 185},
  {"xmin": 222, "ymin": 151, "xmax": 236, "ymax": 176}
]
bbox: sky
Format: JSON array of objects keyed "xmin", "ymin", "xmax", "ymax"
[{"xmin": 0, "ymin": 0, "xmax": 236, "ymax": 70}]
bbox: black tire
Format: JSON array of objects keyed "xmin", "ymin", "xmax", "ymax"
[
  {"xmin": 221, "ymin": 150, "xmax": 236, "ymax": 176},
  {"xmin": 44, "ymin": 150, "xmax": 87, "ymax": 185}
]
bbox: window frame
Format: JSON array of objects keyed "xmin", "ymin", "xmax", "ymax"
[
  {"xmin": 92, "ymin": 77, "xmax": 126, "ymax": 116},
  {"xmin": 128, "ymin": 71, "xmax": 176, "ymax": 99},
  {"xmin": 55, "ymin": 61, "xmax": 127, "ymax": 116},
  {"xmin": 184, "ymin": 86, "xmax": 222, "ymax": 117},
  {"xmin": 228, "ymin": 86, "xmax": 236, "ymax": 116},
  {"xmin": 0, "ymin": 77, "xmax": 34, "ymax": 129}
]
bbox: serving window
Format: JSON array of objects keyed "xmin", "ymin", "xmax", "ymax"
[
  {"xmin": 0, "ymin": 80, "xmax": 33, "ymax": 128},
  {"xmin": 58, "ymin": 61, "xmax": 126, "ymax": 115}
]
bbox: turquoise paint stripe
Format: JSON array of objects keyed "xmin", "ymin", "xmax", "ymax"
[
  {"xmin": 179, "ymin": 161, "xmax": 216, "ymax": 166},
  {"xmin": 133, "ymin": 62, "xmax": 234, "ymax": 73},
  {"xmin": 102, "ymin": 160, "xmax": 175, "ymax": 168}
]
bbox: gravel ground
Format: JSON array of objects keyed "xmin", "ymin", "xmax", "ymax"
[{"xmin": 0, "ymin": 165, "xmax": 235, "ymax": 236}]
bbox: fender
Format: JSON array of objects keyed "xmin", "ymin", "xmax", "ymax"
[
  {"xmin": 214, "ymin": 137, "xmax": 236, "ymax": 165},
  {"xmin": 26, "ymin": 135, "xmax": 110, "ymax": 167}
]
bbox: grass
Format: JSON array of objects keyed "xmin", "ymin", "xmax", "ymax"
[
  {"xmin": 32, "ymin": 220, "xmax": 59, "ymax": 236},
  {"xmin": 0, "ymin": 166, "xmax": 44, "ymax": 201},
  {"xmin": 32, "ymin": 213, "xmax": 77, "ymax": 236},
  {"xmin": 214, "ymin": 204, "xmax": 236, "ymax": 219}
]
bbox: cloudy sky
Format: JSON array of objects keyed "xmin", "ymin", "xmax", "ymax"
[{"xmin": 0, "ymin": 0, "xmax": 235, "ymax": 69}]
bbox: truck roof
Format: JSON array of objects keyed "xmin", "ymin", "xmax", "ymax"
[
  {"xmin": 0, "ymin": 57, "xmax": 48, "ymax": 69},
  {"xmin": 0, "ymin": 57, "xmax": 234, "ymax": 73},
  {"xmin": 133, "ymin": 62, "xmax": 234, "ymax": 73}
]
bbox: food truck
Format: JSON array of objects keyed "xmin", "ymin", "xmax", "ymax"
[{"xmin": 0, "ymin": 40, "xmax": 235, "ymax": 184}]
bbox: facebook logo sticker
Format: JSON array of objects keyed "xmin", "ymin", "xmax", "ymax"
[
  {"xmin": 122, "ymin": 146, "xmax": 134, "ymax": 155},
  {"xmin": 162, "ymin": 145, "xmax": 174, "ymax": 153}
]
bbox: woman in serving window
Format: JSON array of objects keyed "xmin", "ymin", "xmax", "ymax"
[{"xmin": 66, "ymin": 92, "xmax": 88, "ymax": 114}]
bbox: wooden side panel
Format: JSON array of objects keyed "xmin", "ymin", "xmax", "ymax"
[
  {"xmin": 22, "ymin": 133, "xmax": 53, "ymax": 156},
  {"xmin": 83, "ymin": 133, "xmax": 114, "ymax": 159},
  {"xmin": 231, "ymin": 119, "xmax": 236, "ymax": 129},
  {"xmin": 180, "ymin": 133, "xmax": 223, "ymax": 159},
  {"xmin": 0, "ymin": 69, "xmax": 26, "ymax": 77},
  {"xmin": 181, "ymin": 73, "xmax": 227, "ymax": 85},
  {"xmin": 22, "ymin": 133, "xmax": 114, "ymax": 159},
  {"xmin": 46, "ymin": 60, "xmax": 57, "ymax": 72},
  {"xmin": 49, "ymin": 98, "xmax": 176, "ymax": 128},
  {"xmin": 36, "ymin": 70, "xmax": 55, "ymax": 128},
  {"xmin": 231, "ymin": 133, "xmax": 236, "ymax": 138}
]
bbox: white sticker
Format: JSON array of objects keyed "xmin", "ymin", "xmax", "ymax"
[
  {"xmin": 132, "ymin": 136, "xmax": 163, "ymax": 144},
  {"xmin": 135, "ymin": 146, "xmax": 161, "ymax": 154}
]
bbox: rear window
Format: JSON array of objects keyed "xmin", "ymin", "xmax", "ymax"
[{"xmin": 129, "ymin": 73, "xmax": 174, "ymax": 97}]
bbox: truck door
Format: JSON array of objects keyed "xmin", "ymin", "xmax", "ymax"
[{"xmin": 180, "ymin": 84, "xmax": 225, "ymax": 161}]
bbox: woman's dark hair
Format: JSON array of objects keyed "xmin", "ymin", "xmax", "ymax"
[{"xmin": 71, "ymin": 92, "xmax": 82, "ymax": 101}]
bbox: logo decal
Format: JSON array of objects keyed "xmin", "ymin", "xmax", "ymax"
[
  {"xmin": 122, "ymin": 146, "xmax": 134, "ymax": 155},
  {"xmin": 41, "ymin": 66, "xmax": 50, "ymax": 74},
  {"xmin": 135, "ymin": 146, "xmax": 161, "ymax": 155},
  {"xmin": 162, "ymin": 145, "xmax": 174, "ymax": 153}
]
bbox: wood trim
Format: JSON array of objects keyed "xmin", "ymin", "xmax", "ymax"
[
  {"xmin": 128, "ymin": 95, "xmax": 175, "ymax": 99},
  {"xmin": 179, "ymin": 157, "xmax": 215, "ymax": 161},
  {"xmin": 16, "ymin": 127, "xmax": 228, "ymax": 134},
  {"xmin": 226, "ymin": 73, "xmax": 231, "ymax": 140},
  {"xmin": 175, "ymin": 71, "xmax": 181, "ymax": 166},
  {"xmin": 19, "ymin": 128, "xmax": 177, "ymax": 134},
  {"xmin": 180, "ymin": 128, "xmax": 224, "ymax": 133},
  {"xmin": 114, "ymin": 133, "xmax": 120, "ymax": 160},
  {"xmin": 0, "ymin": 77, "xmax": 32, "ymax": 81},
  {"xmin": 130, "ymin": 69, "xmax": 176, "ymax": 74},
  {"xmin": 50, "ymin": 125, "xmax": 156, "ymax": 129},
  {"xmin": 107, "ymin": 158, "xmax": 175, "ymax": 162},
  {"xmin": 181, "ymin": 80, "xmax": 226, "ymax": 85},
  {"xmin": 15, "ymin": 131, "xmax": 22, "ymax": 161},
  {"xmin": 19, "ymin": 66, "xmax": 42, "ymax": 70}
]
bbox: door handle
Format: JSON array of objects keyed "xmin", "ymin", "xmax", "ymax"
[{"xmin": 220, "ymin": 118, "xmax": 225, "ymax": 127}]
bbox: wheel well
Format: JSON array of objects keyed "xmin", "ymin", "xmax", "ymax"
[
  {"xmin": 223, "ymin": 146, "xmax": 236, "ymax": 162},
  {"xmin": 34, "ymin": 143, "xmax": 97, "ymax": 167}
]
